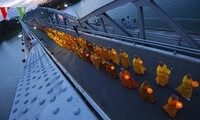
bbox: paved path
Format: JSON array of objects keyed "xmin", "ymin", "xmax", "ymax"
[{"xmin": 31, "ymin": 26, "xmax": 200, "ymax": 120}]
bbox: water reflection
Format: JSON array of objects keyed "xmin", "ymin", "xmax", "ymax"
[{"xmin": 0, "ymin": 35, "xmax": 24, "ymax": 120}]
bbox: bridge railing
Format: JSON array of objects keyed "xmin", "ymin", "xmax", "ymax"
[
  {"xmin": 38, "ymin": 22, "xmax": 200, "ymax": 59},
  {"xmin": 24, "ymin": 6, "xmax": 200, "ymax": 59},
  {"xmin": 111, "ymin": 17, "xmax": 200, "ymax": 34}
]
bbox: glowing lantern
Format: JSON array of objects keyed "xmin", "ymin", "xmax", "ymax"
[
  {"xmin": 192, "ymin": 81, "xmax": 199, "ymax": 87},
  {"xmin": 139, "ymin": 60, "xmax": 143, "ymax": 65},
  {"xmin": 175, "ymin": 101, "xmax": 183, "ymax": 109},
  {"xmin": 112, "ymin": 51, "xmax": 116, "ymax": 54},
  {"xmin": 124, "ymin": 75, "xmax": 130, "ymax": 80},
  {"xmin": 111, "ymin": 66, "xmax": 115, "ymax": 70},
  {"xmin": 86, "ymin": 54, "xmax": 89, "ymax": 57},
  {"xmin": 147, "ymin": 87, "xmax": 153, "ymax": 94}
]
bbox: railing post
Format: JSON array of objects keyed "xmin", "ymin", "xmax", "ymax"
[
  {"xmin": 46, "ymin": 11, "xmax": 54, "ymax": 24},
  {"xmin": 146, "ymin": 0, "xmax": 199, "ymax": 48},
  {"xmin": 100, "ymin": 13, "xmax": 132, "ymax": 37},
  {"xmin": 55, "ymin": 14, "xmax": 59, "ymax": 25},
  {"xmin": 137, "ymin": 6, "xmax": 146, "ymax": 39},
  {"xmin": 99, "ymin": 18, "xmax": 107, "ymax": 33},
  {"xmin": 43, "ymin": 12, "xmax": 50, "ymax": 23}
]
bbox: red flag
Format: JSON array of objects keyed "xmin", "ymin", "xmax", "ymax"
[{"xmin": 0, "ymin": 7, "xmax": 10, "ymax": 20}]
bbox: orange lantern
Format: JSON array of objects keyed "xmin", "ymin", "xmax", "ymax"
[
  {"xmin": 111, "ymin": 66, "xmax": 115, "ymax": 70},
  {"xmin": 192, "ymin": 81, "xmax": 199, "ymax": 87},
  {"xmin": 139, "ymin": 60, "xmax": 143, "ymax": 65},
  {"xmin": 124, "ymin": 75, "xmax": 130, "ymax": 80},
  {"xmin": 112, "ymin": 51, "xmax": 116, "ymax": 54},
  {"xmin": 147, "ymin": 87, "xmax": 153, "ymax": 94},
  {"xmin": 86, "ymin": 54, "xmax": 89, "ymax": 57},
  {"xmin": 175, "ymin": 101, "xmax": 183, "ymax": 109}
]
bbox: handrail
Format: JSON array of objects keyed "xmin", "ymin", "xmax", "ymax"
[{"xmin": 40, "ymin": 22, "xmax": 200, "ymax": 59}]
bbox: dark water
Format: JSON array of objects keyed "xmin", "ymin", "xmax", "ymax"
[{"xmin": 0, "ymin": 35, "xmax": 24, "ymax": 120}]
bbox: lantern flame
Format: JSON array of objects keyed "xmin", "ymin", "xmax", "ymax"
[
  {"xmin": 112, "ymin": 51, "xmax": 116, "ymax": 54},
  {"xmin": 111, "ymin": 66, "xmax": 115, "ymax": 70},
  {"xmin": 176, "ymin": 101, "xmax": 183, "ymax": 109},
  {"xmin": 139, "ymin": 60, "xmax": 143, "ymax": 65},
  {"xmin": 124, "ymin": 75, "xmax": 130, "ymax": 80},
  {"xmin": 192, "ymin": 81, "xmax": 199, "ymax": 87},
  {"xmin": 147, "ymin": 87, "xmax": 153, "ymax": 94}
]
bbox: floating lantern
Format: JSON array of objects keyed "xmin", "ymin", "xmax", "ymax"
[
  {"xmin": 86, "ymin": 54, "xmax": 89, "ymax": 57},
  {"xmin": 147, "ymin": 87, "xmax": 153, "ymax": 94},
  {"xmin": 192, "ymin": 81, "xmax": 199, "ymax": 87}
]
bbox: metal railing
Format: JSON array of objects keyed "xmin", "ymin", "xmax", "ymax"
[
  {"xmin": 24, "ymin": 6, "xmax": 200, "ymax": 59},
  {"xmin": 38, "ymin": 22, "xmax": 200, "ymax": 59},
  {"xmin": 112, "ymin": 17, "xmax": 200, "ymax": 34}
]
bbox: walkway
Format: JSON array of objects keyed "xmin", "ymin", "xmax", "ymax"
[{"xmin": 30, "ymin": 25, "xmax": 200, "ymax": 120}]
